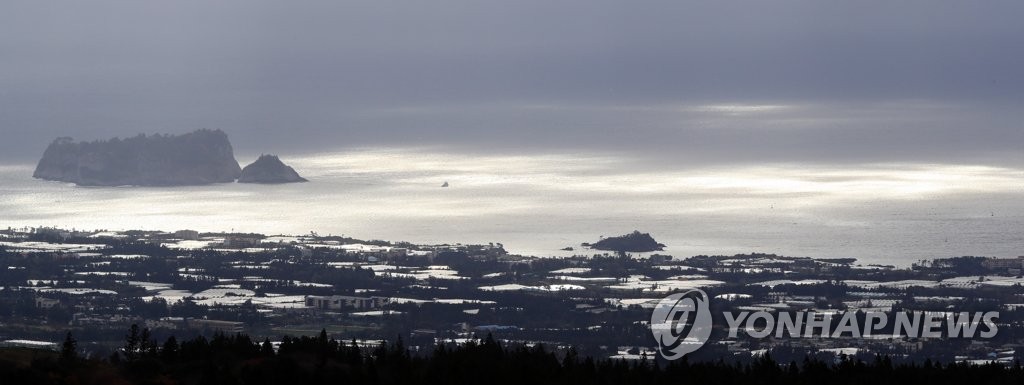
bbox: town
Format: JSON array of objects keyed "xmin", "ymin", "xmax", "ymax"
[{"xmin": 1, "ymin": 226, "xmax": 1023, "ymax": 365}]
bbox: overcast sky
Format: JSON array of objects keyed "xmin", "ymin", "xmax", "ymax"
[{"xmin": 2, "ymin": 1, "xmax": 1022, "ymax": 165}]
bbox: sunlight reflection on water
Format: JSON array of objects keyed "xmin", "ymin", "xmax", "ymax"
[{"xmin": 1, "ymin": 148, "xmax": 1022, "ymax": 266}]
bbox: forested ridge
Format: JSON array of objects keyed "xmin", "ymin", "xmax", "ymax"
[{"xmin": 2, "ymin": 326, "xmax": 1022, "ymax": 385}]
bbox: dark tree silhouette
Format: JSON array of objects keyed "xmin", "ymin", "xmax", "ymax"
[{"xmin": 59, "ymin": 331, "xmax": 77, "ymax": 362}]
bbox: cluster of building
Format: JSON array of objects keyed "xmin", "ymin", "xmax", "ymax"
[{"xmin": 1, "ymin": 226, "xmax": 1023, "ymax": 364}]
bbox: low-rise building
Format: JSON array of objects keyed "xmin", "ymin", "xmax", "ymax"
[
  {"xmin": 35, "ymin": 297, "xmax": 60, "ymax": 309},
  {"xmin": 982, "ymin": 256, "xmax": 1024, "ymax": 272},
  {"xmin": 186, "ymin": 318, "xmax": 245, "ymax": 333},
  {"xmin": 223, "ymin": 235, "xmax": 263, "ymax": 248},
  {"xmin": 306, "ymin": 295, "xmax": 384, "ymax": 311},
  {"xmin": 174, "ymin": 230, "xmax": 200, "ymax": 240}
]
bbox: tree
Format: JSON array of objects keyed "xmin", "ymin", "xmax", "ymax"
[
  {"xmin": 140, "ymin": 327, "xmax": 157, "ymax": 357},
  {"xmin": 60, "ymin": 331, "xmax": 77, "ymax": 362},
  {"xmin": 162, "ymin": 336, "xmax": 180, "ymax": 362},
  {"xmin": 124, "ymin": 324, "xmax": 141, "ymax": 361},
  {"xmin": 261, "ymin": 338, "xmax": 274, "ymax": 357}
]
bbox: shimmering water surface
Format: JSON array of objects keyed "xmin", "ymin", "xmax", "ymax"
[{"xmin": 2, "ymin": 148, "xmax": 1023, "ymax": 266}]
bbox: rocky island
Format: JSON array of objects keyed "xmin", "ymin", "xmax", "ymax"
[
  {"xmin": 33, "ymin": 129, "xmax": 243, "ymax": 186},
  {"xmin": 588, "ymin": 230, "xmax": 666, "ymax": 253},
  {"xmin": 237, "ymin": 154, "xmax": 307, "ymax": 184}
]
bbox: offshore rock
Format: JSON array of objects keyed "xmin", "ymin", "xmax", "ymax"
[
  {"xmin": 33, "ymin": 129, "xmax": 242, "ymax": 186},
  {"xmin": 237, "ymin": 155, "xmax": 307, "ymax": 184}
]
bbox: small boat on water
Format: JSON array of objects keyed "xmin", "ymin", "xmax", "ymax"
[{"xmin": 441, "ymin": 181, "xmax": 449, "ymax": 187}]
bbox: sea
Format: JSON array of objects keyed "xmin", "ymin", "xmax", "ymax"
[{"xmin": 2, "ymin": 147, "xmax": 1023, "ymax": 267}]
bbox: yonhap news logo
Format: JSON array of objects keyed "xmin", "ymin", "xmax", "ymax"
[
  {"xmin": 649, "ymin": 289, "xmax": 713, "ymax": 360},
  {"xmin": 650, "ymin": 290, "xmax": 1000, "ymax": 360}
]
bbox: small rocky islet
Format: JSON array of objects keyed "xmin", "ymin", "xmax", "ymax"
[{"xmin": 237, "ymin": 155, "xmax": 308, "ymax": 184}]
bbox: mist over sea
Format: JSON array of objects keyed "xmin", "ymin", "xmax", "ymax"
[{"xmin": 1, "ymin": 147, "xmax": 1023, "ymax": 267}]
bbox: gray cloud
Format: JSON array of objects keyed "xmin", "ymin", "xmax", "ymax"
[{"xmin": 1, "ymin": 1, "xmax": 1022, "ymax": 165}]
